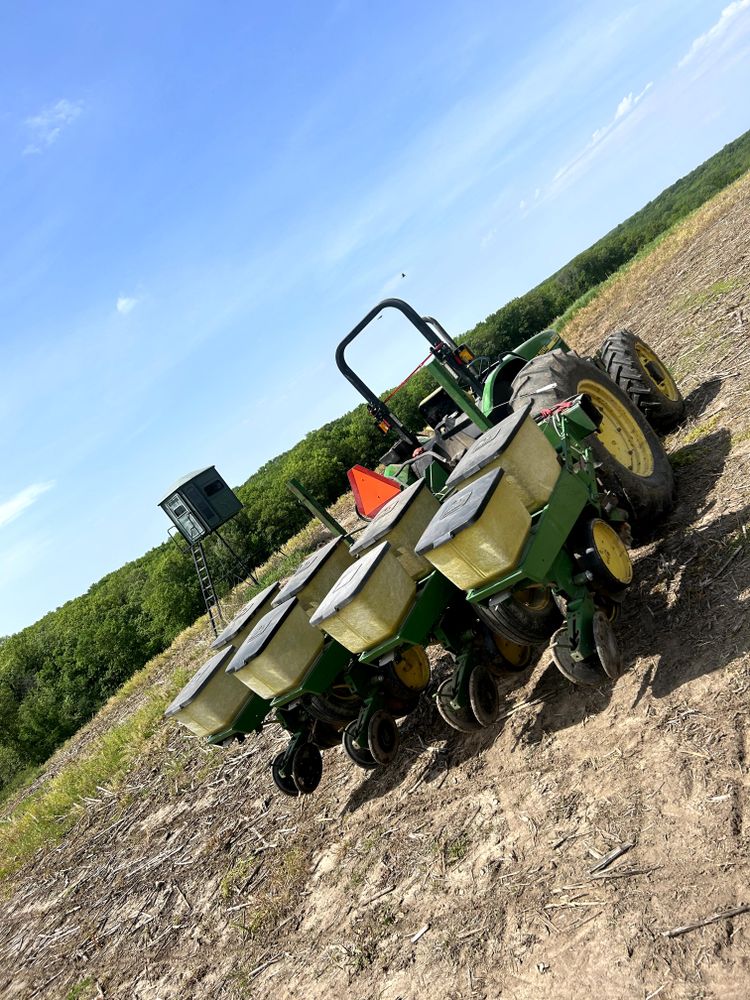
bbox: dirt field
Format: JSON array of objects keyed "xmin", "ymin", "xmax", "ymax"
[{"xmin": 1, "ymin": 173, "xmax": 750, "ymax": 1000}]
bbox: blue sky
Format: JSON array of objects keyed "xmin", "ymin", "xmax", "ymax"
[{"xmin": 2, "ymin": 0, "xmax": 749, "ymax": 636}]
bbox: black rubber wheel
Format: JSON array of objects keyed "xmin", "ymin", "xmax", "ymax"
[
  {"xmin": 599, "ymin": 329, "xmax": 685, "ymax": 432},
  {"xmin": 435, "ymin": 678, "xmax": 482, "ymax": 732},
  {"xmin": 271, "ymin": 752, "xmax": 300, "ymax": 797},
  {"xmin": 510, "ymin": 350, "xmax": 674, "ymax": 526},
  {"xmin": 467, "ymin": 665, "xmax": 501, "ymax": 727},
  {"xmin": 308, "ymin": 687, "xmax": 361, "ymax": 726},
  {"xmin": 592, "ymin": 610, "xmax": 623, "ymax": 680},
  {"xmin": 475, "ymin": 585, "xmax": 560, "ymax": 646},
  {"xmin": 290, "ymin": 742, "xmax": 323, "ymax": 794},
  {"xmin": 550, "ymin": 629, "xmax": 604, "ymax": 687},
  {"xmin": 342, "ymin": 722, "xmax": 379, "ymax": 770},
  {"xmin": 367, "ymin": 710, "xmax": 400, "ymax": 765}
]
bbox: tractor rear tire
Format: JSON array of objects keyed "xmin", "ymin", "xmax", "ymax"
[
  {"xmin": 474, "ymin": 585, "xmax": 560, "ymax": 646},
  {"xmin": 510, "ymin": 350, "xmax": 673, "ymax": 527},
  {"xmin": 599, "ymin": 329, "xmax": 685, "ymax": 432}
]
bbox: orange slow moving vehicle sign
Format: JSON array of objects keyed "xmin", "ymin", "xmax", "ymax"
[{"xmin": 347, "ymin": 465, "xmax": 402, "ymax": 519}]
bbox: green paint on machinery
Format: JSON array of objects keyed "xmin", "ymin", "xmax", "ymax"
[{"xmin": 166, "ymin": 298, "xmax": 684, "ymax": 798}]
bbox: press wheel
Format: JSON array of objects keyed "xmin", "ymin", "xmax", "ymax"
[
  {"xmin": 435, "ymin": 678, "xmax": 482, "ymax": 733},
  {"xmin": 342, "ymin": 722, "xmax": 379, "ymax": 770},
  {"xmin": 550, "ymin": 629, "xmax": 603, "ymax": 687}
]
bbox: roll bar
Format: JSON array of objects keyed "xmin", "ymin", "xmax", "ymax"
[{"xmin": 335, "ymin": 299, "xmax": 483, "ymax": 448}]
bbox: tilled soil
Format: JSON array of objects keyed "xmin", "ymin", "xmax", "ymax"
[{"xmin": 2, "ymin": 173, "xmax": 750, "ymax": 1000}]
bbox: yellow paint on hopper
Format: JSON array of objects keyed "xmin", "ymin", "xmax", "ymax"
[{"xmin": 311, "ymin": 542, "xmax": 416, "ymax": 654}]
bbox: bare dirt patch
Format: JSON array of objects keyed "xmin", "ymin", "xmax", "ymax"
[{"xmin": 2, "ymin": 174, "xmax": 750, "ymax": 1000}]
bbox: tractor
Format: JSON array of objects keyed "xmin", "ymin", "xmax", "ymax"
[{"xmin": 165, "ymin": 298, "xmax": 684, "ymax": 798}]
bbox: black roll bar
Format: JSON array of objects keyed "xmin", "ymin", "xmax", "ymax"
[{"xmin": 335, "ymin": 298, "xmax": 482, "ymax": 449}]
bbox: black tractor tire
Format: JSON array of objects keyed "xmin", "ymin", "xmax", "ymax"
[
  {"xmin": 474, "ymin": 586, "xmax": 560, "ymax": 646},
  {"xmin": 510, "ymin": 349, "xmax": 674, "ymax": 526},
  {"xmin": 307, "ymin": 688, "xmax": 361, "ymax": 726},
  {"xmin": 599, "ymin": 329, "xmax": 685, "ymax": 432}
]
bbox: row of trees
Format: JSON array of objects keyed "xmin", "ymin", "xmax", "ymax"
[{"xmin": 2, "ymin": 128, "xmax": 750, "ymax": 794}]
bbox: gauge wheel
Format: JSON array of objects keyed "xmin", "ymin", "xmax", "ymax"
[
  {"xmin": 475, "ymin": 585, "xmax": 560, "ymax": 646},
  {"xmin": 435, "ymin": 678, "xmax": 482, "ymax": 732},
  {"xmin": 342, "ymin": 722, "xmax": 379, "ymax": 770},
  {"xmin": 599, "ymin": 329, "xmax": 685, "ymax": 432},
  {"xmin": 510, "ymin": 350, "xmax": 674, "ymax": 526},
  {"xmin": 550, "ymin": 629, "xmax": 604, "ymax": 687},
  {"xmin": 367, "ymin": 710, "xmax": 400, "ymax": 765},
  {"xmin": 271, "ymin": 752, "xmax": 300, "ymax": 798},
  {"xmin": 468, "ymin": 664, "xmax": 501, "ymax": 727}
]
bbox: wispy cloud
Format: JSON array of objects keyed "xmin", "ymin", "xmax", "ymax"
[
  {"xmin": 0, "ymin": 482, "xmax": 55, "ymax": 529},
  {"xmin": 679, "ymin": 0, "xmax": 750, "ymax": 67},
  {"xmin": 24, "ymin": 98, "xmax": 83, "ymax": 155},
  {"xmin": 116, "ymin": 296, "xmax": 139, "ymax": 315},
  {"xmin": 550, "ymin": 81, "xmax": 653, "ymax": 191}
]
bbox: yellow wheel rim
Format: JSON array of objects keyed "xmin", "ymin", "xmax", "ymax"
[
  {"xmin": 634, "ymin": 341, "xmax": 680, "ymax": 401},
  {"xmin": 491, "ymin": 633, "xmax": 532, "ymax": 668},
  {"xmin": 392, "ymin": 645, "xmax": 430, "ymax": 692},
  {"xmin": 591, "ymin": 520, "xmax": 633, "ymax": 585},
  {"xmin": 513, "ymin": 584, "xmax": 551, "ymax": 612},
  {"xmin": 577, "ymin": 379, "xmax": 654, "ymax": 477}
]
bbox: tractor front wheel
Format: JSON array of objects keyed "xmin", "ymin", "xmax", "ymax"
[{"xmin": 599, "ymin": 329, "xmax": 685, "ymax": 432}]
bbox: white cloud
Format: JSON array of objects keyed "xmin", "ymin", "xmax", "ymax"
[
  {"xmin": 480, "ymin": 228, "xmax": 497, "ymax": 249},
  {"xmin": 679, "ymin": 0, "xmax": 750, "ymax": 68},
  {"xmin": 551, "ymin": 81, "xmax": 653, "ymax": 188},
  {"xmin": 0, "ymin": 482, "xmax": 55, "ymax": 529},
  {"xmin": 23, "ymin": 98, "xmax": 83, "ymax": 155},
  {"xmin": 116, "ymin": 296, "xmax": 139, "ymax": 315},
  {"xmin": 519, "ymin": 199, "xmax": 527, "ymax": 211}
]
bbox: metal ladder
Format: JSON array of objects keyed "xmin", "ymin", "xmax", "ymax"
[{"xmin": 190, "ymin": 540, "xmax": 225, "ymax": 636}]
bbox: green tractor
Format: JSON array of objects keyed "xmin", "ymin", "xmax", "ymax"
[{"xmin": 166, "ymin": 298, "xmax": 684, "ymax": 797}]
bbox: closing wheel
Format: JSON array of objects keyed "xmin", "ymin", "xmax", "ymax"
[
  {"xmin": 550, "ymin": 629, "xmax": 604, "ymax": 687},
  {"xmin": 435, "ymin": 677, "xmax": 482, "ymax": 732},
  {"xmin": 468, "ymin": 665, "xmax": 501, "ymax": 727},
  {"xmin": 600, "ymin": 329, "xmax": 685, "ymax": 432},
  {"xmin": 592, "ymin": 610, "xmax": 622, "ymax": 680},
  {"xmin": 290, "ymin": 742, "xmax": 323, "ymax": 794},
  {"xmin": 510, "ymin": 350, "xmax": 674, "ymax": 526},
  {"xmin": 367, "ymin": 710, "xmax": 400, "ymax": 765},
  {"xmin": 342, "ymin": 722, "xmax": 379, "ymax": 770},
  {"xmin": 476, "ymin": 585, "xmax": 560, "ymax": 646},
  {"xmin": 271, "ymin": 752, "xmax": 300, "ymax": 798}
]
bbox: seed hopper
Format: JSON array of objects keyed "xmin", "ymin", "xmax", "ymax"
[{"xmin": 165, "ymin": 299, "xmax": 683, "ymax": 797}]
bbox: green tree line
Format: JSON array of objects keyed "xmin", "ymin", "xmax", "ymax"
[{"xmin": 2, "ymin": 128, "xmax": 750, "ymax": 795}]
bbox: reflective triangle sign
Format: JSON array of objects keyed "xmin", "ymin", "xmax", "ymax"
[{"xmin": 347, "ymin": 465, "xmax": 402, "ymax": 519}]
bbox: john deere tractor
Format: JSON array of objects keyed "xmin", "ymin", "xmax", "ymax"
[{"xmin": 165, "ymin": 298, "xmax": 684, "ymax": 797}]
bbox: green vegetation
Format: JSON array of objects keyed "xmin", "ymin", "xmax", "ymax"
[{"xmin": 2, "ymin": 129, "xmax": 750, "ymax": 794}]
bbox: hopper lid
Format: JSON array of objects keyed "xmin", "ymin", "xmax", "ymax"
[
  {"xmin": 210, "ymin": 581, "xmax": 280, "ymax": 650},
  {"xmin": 226, "ymin": 598, "xmax": 298, "ymax": 672},
  {"xmin": 349, "ymin": 480, "xmax": 427, "ymax": 555},
  {"xmin": 164, "ymin": 645, "xmax": 235, "ymax": 716},
  {"xmin": 444, "ymin": 403, "xmax": 534, "ymax": 489},
  {"xmin": 273, "ymin": 536, "xmax": 348, "ymax": 606},
  {"xmin": 415, "ymin": 467, "xmax": 505, "ymax": 554},
  {"xmin": 310, "ymin": 541, "xmax": 391, "ymax": 623}
]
